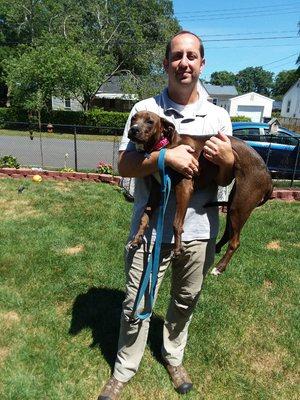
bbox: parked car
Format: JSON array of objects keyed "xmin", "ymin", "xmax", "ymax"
[{"xmin": 232, "ymin": 122, "xmax": 300, "ymax": 179}]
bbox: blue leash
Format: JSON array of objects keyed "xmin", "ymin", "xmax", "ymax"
[{"xmin": 133, "ymin": 149, "xmax": 172, "ymax": 320}]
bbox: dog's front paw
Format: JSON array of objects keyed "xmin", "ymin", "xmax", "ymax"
[
  {"xmin": 210, "ymin": 267, "xmax": 222, "ymax": 276},
  {"xmin": 172, "ymin": 246, "xmax": 183, "ymax": 258},
  {"xmin": 127, "ymin": 237, "xmax": 143, "ymax": 250}
]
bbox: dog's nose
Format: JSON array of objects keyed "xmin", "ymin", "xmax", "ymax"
[{"xmin": 128, "ymin": 124, "xmax": 139, "ymax": 139}]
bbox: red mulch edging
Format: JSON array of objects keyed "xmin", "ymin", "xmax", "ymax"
[{"xmin": 0, "ymin": 168, "xmax": 299, "ymax": 201}]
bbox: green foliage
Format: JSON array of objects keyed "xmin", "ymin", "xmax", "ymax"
[
  {"xmin": 210, "ymin": 71, "xmax": 236, "ymax": 86},
  {"xmin": 84, "ymin": 108, "xmax": 129, "ymax": 129},
  {"xmin": 0, "ymin": 155, "xmax": 20, "ymax": 168},
  {"xmin": 272, "ymin": 69, "xmax": 300, "ymax": 98},
  {"xmin": 0, "ymin": 0, "xmax": 180, "ymax": 114},
  {"xmin": 0, "ymin": 106, "xmax": 129, "ymax": 131},
  {"xmin": 236, "ymin": 67, "xmax": 274, "ymax": 96},
  {"xmin": 43, "ymin": 110, "xmax": 85, "ymax": 126},
  {"xmin": 230, "ymin": 116, "xmax": 252, "ymax": 122},
  {"xmin": 60, "ymin": 167, "xmax": 75, "ymax": 173},
  {"xmin": 209, "ymin": 67, "xmax": 276, "ymax": 97},
  {"xmin": 0, "ymin": 107, "xmax": 9, "ymax": 125},
  {"xmin": 121, "ymin": 74, "xmax": 167, "ymax": 101}
]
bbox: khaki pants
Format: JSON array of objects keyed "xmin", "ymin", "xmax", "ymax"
[{"xmin": 113, "ymin": 239, "xmax": 215, "ymax": 383}]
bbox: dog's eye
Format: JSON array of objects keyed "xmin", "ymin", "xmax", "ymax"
[{"xmin": 147, "ymin": 119, "xmax": 154, "ymax": 125}]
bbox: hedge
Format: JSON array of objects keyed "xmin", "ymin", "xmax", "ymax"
[
  {"xmin": 230, "ymin": 116, "xmax": 251, "ymax": 122},
  {"xmin": 0, "ymin": 107, "xmax": 129, "ymax": 131},
  {"xmin": 0, "ymin": 106, "xmax": 252, "ymax": 131}
]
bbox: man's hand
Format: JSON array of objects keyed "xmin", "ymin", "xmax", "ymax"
[
  {"xmin": 203, "ymin": 132, "xmax": 235, "ymax": 186},
  {"xmin": 203, "ymin": 132, "xmax": 234, "ymax": 167},
  {"xmin": 165, "ymin": 145, "xmax": 199, "ymax": 179}
]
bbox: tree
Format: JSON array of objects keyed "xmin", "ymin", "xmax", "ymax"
[
  {"xmin": 1, "ymin": 0, "xmax": 180, "ymax": 111},
  {"xmin": 210, "ymin": 71, "xmax": 236, "ymax": 86},
  {"xmin": 236, "ymin": 67, "xmax": 274, "ymax": 96},
  {"xmin": 121, "ymin": 73, "xmax": 167, "ymax": 101},
  {"xmin": 272, "ymin": 69, "xmax": 300, "ymax": 98}
]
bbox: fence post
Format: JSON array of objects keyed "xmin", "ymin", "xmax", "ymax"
[
  {"xmin": 39, "ymin": 130, "xmax": 44, "ymax": 169},
  {"xmin": 290, "ymin": 141, "xmax": 300, "ymax": 187},
  {"xmin": 74, "ymin": 125, "xmax": 78, "ymax": 172}
]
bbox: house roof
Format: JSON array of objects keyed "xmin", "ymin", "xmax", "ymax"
[
  {"xmin": 97, "ymin": 76, "xmax": 123, "ymax": 95},
  {"xmin": 95, "ymin": 75, "xmax": 137, "ymax": 100},
  {"xmin": 230, "ymin": 91, "xmax": 274, "ymax": 103},
  {"xmin": 202, "ymin": 83, "xmax": 238, "ymax": 96}
]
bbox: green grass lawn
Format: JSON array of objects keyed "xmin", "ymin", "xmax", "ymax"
[
  {"xmin": 0, "ymin": 128, "xmax": 120, "ymax": 142},
  {"xmin": 0, "ymin": 178, "xmax": 299, "ymax": 400}
]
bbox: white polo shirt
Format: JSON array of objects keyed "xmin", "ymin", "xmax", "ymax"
[{"xmin": 119, "ymin": 87, "xmax": 232, "ymax": 243}]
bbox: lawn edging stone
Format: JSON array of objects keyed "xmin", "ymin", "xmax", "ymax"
[
  {"xmin": 0, "ymin": 168, "xmax": 299, "ymax": 199},
  {"xmin": 0, "ymin": 167, "xmax": 120, "ymax": 186}
]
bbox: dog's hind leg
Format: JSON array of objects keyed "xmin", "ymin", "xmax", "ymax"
[
  {"xmin": 211, "ymin": 207, "xmax": 251, "ymax": 275},
  {"xmin": 129, "ymin": 178, "xmax": 161, "ymax": 248},
  {"xmin": 215, "ymin": 184, "xmax": 236, "ymax": 254},
  {"xmin": 173, "ymin": 179, "xmax": 194, "ymax": 256}
]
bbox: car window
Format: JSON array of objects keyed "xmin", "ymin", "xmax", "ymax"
[
  {"xmin": 263, "ymin": 129, "xmax": 299, "ymax": 146},
  {"xmin": 233, "ymin": 128, "xmax": 261, "ymax": 141}
]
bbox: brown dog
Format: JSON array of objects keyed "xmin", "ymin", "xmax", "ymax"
[{"xmin": 127, "ymin": 111, "xmax": 273, "ymax": 275}]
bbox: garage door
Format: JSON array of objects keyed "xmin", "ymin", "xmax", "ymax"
[{"xmin": 236, "ymin": 105, "xmax": 264, "ymax": 122}]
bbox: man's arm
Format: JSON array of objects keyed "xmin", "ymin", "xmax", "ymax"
[
  {"xmin": 203, "ymin": 132, "xmax": 234, "ymax": 186},
  {"xmin": 118, "ymin": 145, "xmax": 199, "ymax": 179}
]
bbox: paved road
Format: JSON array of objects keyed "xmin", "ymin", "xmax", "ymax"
[{"xmin": 0, "ymin": 135, "xmax": 120, "ymax": 170}]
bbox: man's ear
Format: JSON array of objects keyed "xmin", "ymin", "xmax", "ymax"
[
  {"xmin": 200, "ymin": 57, "xmax": 206, "ymax": 74},
  {"xmin": 163, "ymin": 58, "xmax": 169, "ymax": 73},
  {"xmin": 162, "ymin": 118, "xmax": 176, "ymax": 143}
]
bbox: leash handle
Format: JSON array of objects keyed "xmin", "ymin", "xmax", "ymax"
[{"xmin": 133, "ymin": 149, "xmax": 171, "ymax": 320}]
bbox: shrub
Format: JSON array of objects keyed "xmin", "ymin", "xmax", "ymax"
[
  {"xmin": 1, "ymin": 107, "xmax": 129, "ymax": 134},
  {"xmin": 231, "ymin": 116, "xmax": 252, "ymax": 122},
  {"xmin": 85, "ymin": 109, "xmax": 129, "ymax": 129},
  {"xmin": 43, "ymin": 110, "xmax": 85, "ymax": 125},
  {"xmin": 0, "ymin": 155, "xmax": 20, "ymax": 169},
  {"xmin": 97, "ymin": 161, "xmax": 114, "ymax": 175}
]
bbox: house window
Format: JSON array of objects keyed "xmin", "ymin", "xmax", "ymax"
[
  {"xmin": 65, "ymin": 98, "xmax": 71, "ymax": 109},
  {"xmin": 286, "ymin": 100, "xmax": 291, "ymax": 113},
  {"xmin": 212, "ymin": 98, "xmax": 218, "ymax": 105}
]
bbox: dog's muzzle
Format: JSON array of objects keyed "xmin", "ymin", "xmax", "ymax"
[{"xmin": 128, "ymin": 124, "xmax": 140, "ymax": 140}]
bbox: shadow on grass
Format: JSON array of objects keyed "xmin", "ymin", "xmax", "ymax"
[{"xmin": 69, "ymin": 287, "xmax": 164, "ymax": 370}]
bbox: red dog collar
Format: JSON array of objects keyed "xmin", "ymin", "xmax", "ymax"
[{"xmin": 152, "ymin": 137, "xmax": 169, "ymax": 151}]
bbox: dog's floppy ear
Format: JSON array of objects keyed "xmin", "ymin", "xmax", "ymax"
[{"xmin": 162, "ymin": 118, "xmax": 176, "ymax": 143}]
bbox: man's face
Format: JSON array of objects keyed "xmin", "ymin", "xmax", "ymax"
[{"xmin": 164, "ymin": 33, "xmax": 205, "ymax": 88}]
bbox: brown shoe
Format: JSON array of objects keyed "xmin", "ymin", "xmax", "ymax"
[
  {"xmin": 98, "ymin": 376, "xmax": 126, "ymax": 400},
  {"xmin": 166, "ymin": 364, "xmax": 193, "ymax": 394}
]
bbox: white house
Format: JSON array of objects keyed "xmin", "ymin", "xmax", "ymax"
[
  {"xmin": 281, "ymin": 79, "xmax": 300, "ymax": 118},
  {"xmin": 229, "ymin": 92, "xmax": 274, "ymax": 122},
  {"xmin": 51, "ymin": 76, "xmax": 137, "ymax": 112},
  {"xmin": 200, "ymin": 83, "xmax": 238, "ymax": 112},
  {"xmin": 51, "ymin": 97, "xmax": 83, "ymax": 111}
]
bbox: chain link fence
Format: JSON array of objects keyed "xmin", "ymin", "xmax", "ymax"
[
  {"xmin": 1, "ymin": 121, "xmax": 299, "ymax": 190},
  {"xmin": 279, "ymin": 117, "xmax": 300, "ymax": 133},
  {"xmin": 0, "ymin": 121, "xmax": 122, "ymax": 172}
]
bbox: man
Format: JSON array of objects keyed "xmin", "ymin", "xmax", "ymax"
[{"xmin": 98, "ymin": 31, "xmax": 234, "ymax": 400}]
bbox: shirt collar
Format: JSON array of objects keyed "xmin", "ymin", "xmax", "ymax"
[{"xmin": 161, "ymin": 86, "xmax": 210, "ymax": 119}]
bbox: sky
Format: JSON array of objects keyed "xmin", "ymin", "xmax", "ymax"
[{"xmin": 172, "ymin": 0, "xmax": 300, "ymax": 81}]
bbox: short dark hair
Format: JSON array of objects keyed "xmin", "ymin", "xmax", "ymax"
[{"xmin": 165, "ymin": 31, "xmax": 204, "ymax": 60}]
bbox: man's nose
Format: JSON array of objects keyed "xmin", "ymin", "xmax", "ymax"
[{"xmin": 179, "ymin": 54, "xmax": 188, "ymax": 67}]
